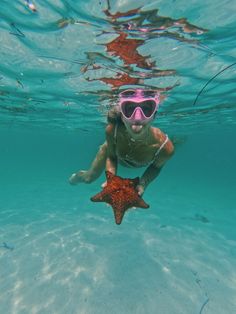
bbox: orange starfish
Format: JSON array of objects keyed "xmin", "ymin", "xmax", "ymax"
[{"xmin": 91, "ymin": 171, "xmax": 149, "ymax": 224}]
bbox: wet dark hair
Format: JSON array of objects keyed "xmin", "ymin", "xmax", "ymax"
[{"xmin": 107, "ymin": 105, "xmax": 123, "ymax": 124}]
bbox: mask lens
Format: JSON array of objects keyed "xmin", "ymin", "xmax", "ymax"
[
  {"xmin": 140, "ymin": 100, "xmax": 156, "ymax": 117},
  {"xmin": 121, "ymin": 101, "xmax": 137, "ymax": 118}
]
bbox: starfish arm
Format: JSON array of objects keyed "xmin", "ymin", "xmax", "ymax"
[
  {"xmin": 113, "ymin": 208, "xmax": 125, "ymax": 225},
  {"xmin": 90, "ymin": 192, "xmax": 105, "ymax": 202},
  {"xmin": 134, "ymin": 198, "xmax": 150, "ymax": 209}
]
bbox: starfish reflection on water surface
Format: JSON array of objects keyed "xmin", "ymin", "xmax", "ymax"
[{"xmin": 91, "ymin": 171, "xmax": 149, "ymax": 224}]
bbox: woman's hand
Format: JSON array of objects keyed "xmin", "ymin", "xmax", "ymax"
[
  {"xmin": 136, "ymin": 184, "xmax": 145, "ymax": 196},
  {"xmin": 101, "ymin": 181, "xmax": 107, "ymax": 188},
  {"xmin": 69, "ymin": 170, "xmax": 92, "ymax": 184}
]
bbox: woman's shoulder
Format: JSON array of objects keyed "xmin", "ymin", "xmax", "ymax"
[
  {"xmin": 106, "ymin": 123, "xmax": 115, "ymax": 136},
  {"xmin": 106, "ymin": 106, "xmax": 122, "ymax": 137},
  {"xmin": 151, "ymin": 127, "xmax": 165, "ymax": 141},
  {"xmin": 151, "ymin": 127, "xmax": 174, "ymax": 155}
]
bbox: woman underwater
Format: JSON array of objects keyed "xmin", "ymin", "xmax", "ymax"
[{"xmin": 69, "ymin": 89, "xmax": 174, "ymax": 196}]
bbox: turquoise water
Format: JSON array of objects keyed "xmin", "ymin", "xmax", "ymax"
[{"xmin": 0, "ymin": 1, "xmax": 236, "ymax": 313}]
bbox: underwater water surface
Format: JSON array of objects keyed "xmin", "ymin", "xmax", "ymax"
[{"xmin": 0, "ymin": 1, "xmax": 236, "ymax": 313}]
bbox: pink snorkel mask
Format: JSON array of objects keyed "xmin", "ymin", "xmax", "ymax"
[{"xmin": 119, "ymin": 89, "xmax": 160, "ymax": 124}]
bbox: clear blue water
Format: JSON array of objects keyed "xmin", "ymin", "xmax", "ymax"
[{"xmin": 0, "ymin": 1, "xmax": 236, "ymax": 313}]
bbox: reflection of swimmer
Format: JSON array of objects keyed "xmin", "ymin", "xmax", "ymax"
[
  {"xmin": 86, "ymin": 70, "xmax": 177, "ymax": 91},
  {"xmin": 104, "ymin": 7, "xmax": 207, "ymax": 36},
  {"xmin": 86, "ymin": 72, "xmax": 142, "ymax": 89},
  {"xmin": 103, "ymin": 7, "xmax": 141, "ymax": 21},
  {"xmin": 106, "ymin": 32, "xmax": 155, "ymax": 69},
  {"xmin": 69, "ymin": 89, "xmax": 174, "ymax": 196},
  {"xmin": 83, "ymin": 5, "xmax": 206, "ymax": 89}
]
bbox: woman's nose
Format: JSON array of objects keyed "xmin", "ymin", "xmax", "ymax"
[{"xmin": 133, "ymin": 107, "xmax": 143, "ymax": 120}]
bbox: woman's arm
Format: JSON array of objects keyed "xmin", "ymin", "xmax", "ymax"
[
  {"xmin": 138, "ymin": 138, "xmax": 174, "ymax": 195},
  {"xmin": 105, "ymin": 124, "xmax": 118, "ymax": 175}
]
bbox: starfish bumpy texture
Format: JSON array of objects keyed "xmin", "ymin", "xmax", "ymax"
[{"xmin": 91, "ymin": 171, "xmax": 149, "ymax": 224}]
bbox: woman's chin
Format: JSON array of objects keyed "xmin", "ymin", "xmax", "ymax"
[{"xmin": 131, "ymin": 125, "xmax": 143, "ymax": 133}]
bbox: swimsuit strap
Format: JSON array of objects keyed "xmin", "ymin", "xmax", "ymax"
[{"xmin": 154, "ymin": 134, "xmax": 169, "ymax": 158}]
